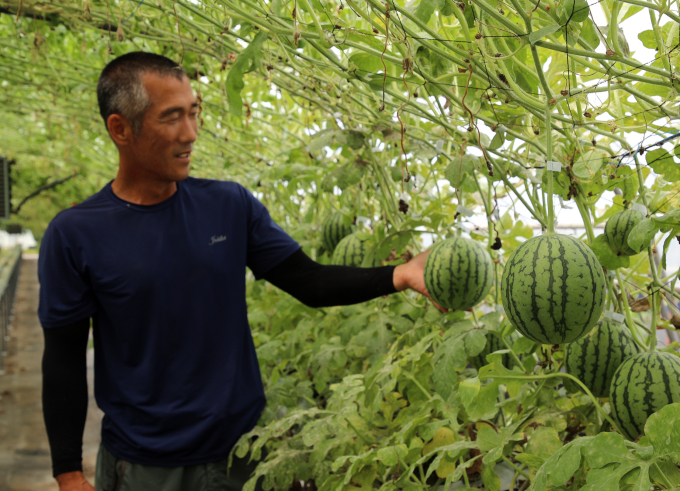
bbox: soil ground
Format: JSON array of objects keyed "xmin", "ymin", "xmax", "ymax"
[{"xmin": 0, "ymin": 257, "xmax": 103, "ymax": 490}]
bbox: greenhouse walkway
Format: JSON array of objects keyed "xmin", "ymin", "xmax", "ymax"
[{"xmin": 0, "ymin": 256, "xmax": 102, "ymax": 491}]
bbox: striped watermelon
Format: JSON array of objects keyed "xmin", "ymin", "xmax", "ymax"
[
  {"xmin": 610, "ymin": 352, "xmax": 680, "ymax": 440},
  {"xmin": 424, "ymin": 238, "xmax": 493, "ymax": 311},
  {"xmin": 564, "ymin": 319, "xmax": 639, "ymax": 398},
  {"xmin": 321, "ymin": 213, "xmax": 352, "ymax": 253},
  {"xmin": 332, "ymin": 233, "xmax": 380, "ymax": 267},
  {"xmin": 604, "ymin": 209, "xmax": 644, "ymax": 256},
  {"xmin": 501, "ymin": 234, "xmax": 605, "ymax": 345},
  {"xmin": 470, "ymin": 332, "xmax": 520, "ymax": 370}
]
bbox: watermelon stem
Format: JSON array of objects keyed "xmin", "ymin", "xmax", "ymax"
[
  {"xmin": 615, "ymin": 269, "xmax": 647, "ymax": 351},
  {"xmin": 545, "ymin": 102, "xmax": 555, "ymax": 235},
  {"xmin": 490, "ymin": 371, "xmax": 621, "ymax": 433},
  {"xmin": 500, "ymin": 335, "xmax": 526, "ymax": 370},
  {"xmin": 574, "ymin": 196, "xmax": 595, "ymax": 245}
]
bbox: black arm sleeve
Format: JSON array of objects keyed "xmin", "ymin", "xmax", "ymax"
[
  {"xmin": 262, "ymin": 249, "xmax": 398, "ymax": 308},
  {"xmin": 41, "ymin": 317, "xmax": 90, "ymax": 477}
]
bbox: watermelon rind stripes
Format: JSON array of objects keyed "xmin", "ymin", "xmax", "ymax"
[
  {"xmin": 501, "ymin": 234, "xmax": 606, "ymax": 345},
  {"xmin": 604, "ymin": 209, "xmax": 644, "ymax": 256},
  {"xmin": 332, "ymin": 233, "xmax": 379, "ymax": 267},
  {"xmin": 470, "ymin": 332, "xmax": 520, "ymax": 370},
  {"xmin": 564, "ymin": 319, "xmax": 639, "ymax": 398},
  {"xmin": 424, "ymin": 238, "xmax": 494, "ymax": 311},
  {"xmin": 321, "ymin": 213, "xmax": 353, "ymax": 253},
  {"xmin": 609, "ymin": 351, "xmax": 680, "ymax": 440}
]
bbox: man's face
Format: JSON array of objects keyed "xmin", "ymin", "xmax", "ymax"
[{"xmin": 128, "ymin": 72, "xmax": 198, "ymax": 182}]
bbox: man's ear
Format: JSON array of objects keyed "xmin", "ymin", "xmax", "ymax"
[{"xmin": 107, "ymin": 114, "xmax": 134, "ymax": 147}]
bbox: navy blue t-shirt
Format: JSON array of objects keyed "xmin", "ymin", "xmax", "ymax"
[{"xmin": 37, "ymin": 177, "xmax": 300, "ymax": 466}]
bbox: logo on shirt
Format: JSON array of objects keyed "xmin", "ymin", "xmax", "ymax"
[{"xmin": 210, "ymin": 235, "xmax": 227, "ymax": 245}]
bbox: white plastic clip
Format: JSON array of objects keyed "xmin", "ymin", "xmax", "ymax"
[
  {"xmin": 546, "ymin": 161, "xmax": 562, "ymax": 172},
  {"xmin": 632, "ymin": 203, "xmax": 647, "ymax": 216},
  {"xmin": 495, "ymin": 304, "xmax": 506, "ymax": 313},
  {"xmin": 607, "ymin": 270, "xmax": 616, "ymax": 278},
  {"xmin": 436, "ymin": 140, "xmax": 444, "ymax": 154},
  {"xmin": 457, "ymin": 205, "xmax": 474, "ymax": 217},
  {"xmin": 455, "ymin": 222, "xmax": 470, "ymax": 232},
  {"xmin": 604, "ymin": 310, "xmax": 626, "ymax": 323}
]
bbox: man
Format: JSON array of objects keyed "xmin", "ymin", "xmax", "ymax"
[{"xmin": 39, "ymin": 52, "xmax": 437, "ymax": 491}]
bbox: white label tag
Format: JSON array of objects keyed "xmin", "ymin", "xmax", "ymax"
[
  {"xmin": 604, "ymin": 310, "xmax": 626, "ymax": 323},
  {"xmin": 632, "ymin": 203, "xmax": 647, "ymax": 215},
  {"xmin": 457, "ymin": 205, "xmax": 474, "ymax": 217},
  {"xmin": 546, "ymin": 160, "xmax": 562, "ymax": 172},
  {"xmin": 435, "ymin": 140, "xmax": 444, "ymax": 154},
  {"xmin": 495, "ymin": 304, "xmax": 505, "ymax": 313}
]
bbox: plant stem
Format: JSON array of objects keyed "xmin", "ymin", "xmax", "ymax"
[
  {"xmin": 502, "ymin": 456, "xmax": 531, "ymax": 481},
  {"xmin": 545, "ymin": 102, "xmax": 555, "ymax": 235}
]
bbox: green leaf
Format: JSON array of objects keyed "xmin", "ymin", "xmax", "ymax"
[
  {"xmin": 588, "ymin": 233, "xmax": 630, "ymax": 270},
  {"xmin": 489, "ymin": 129, "xmax": 505, "ymax": 150},
  {"xmin": 376, "ymin": 444, "xmax": 408, "ymax": 466},
  {"xmin": 476, "ymin": 425, "xmax": 503, "ymax": 452},
  {"xmin": 645, "ymin": 402, "xmax": 680, "ymax": 458},
  {"xmin": 512, "ymin": 336, "xmax": 537, "ymax": 355},
  {"xmin": 515, "ymin": 452, "xmax": 547, "ymax": 470},
  {"xmin": 464, "ymin": 329, "xmax": 487, "ymax": 357},
  {"xmin": 459, "ymin": 376, "xmax": 480, "ymax": 407},
  {"xmin": 579, "ymin": 432, "xmax": 652, "ymax": 491},
  {"xmin": 661, "ymin": 233, "xmax": 674, "ymax": 270},
  {"xmin": 433, "ymin": 358, "xmax": 457, "ymax": 400},
  {"xmin": 529, "ymin": 437, "xmax": 593, "ymax": 490},
  {"xmin": 638, "ymin": 29, "xmax": 657, "ymax": 49},
  {"xmin": 581, "ymin": 18, "xmax": 600, "ymax": 49},
  {"xmin": 529, "ymin": 25, "xmax": 561, "ymax": 45},
  {"xmin": 573, "ymin": 150, "xmax": 604, "ymax": 179},
  {"xmin": 413, "ymin": 0, "xmax": 444, "ymax": 24},
  {"xmin": 308, "ymin": 129, "xmax": 366, "ymax": 153},
  {"xmin": 526, "ymin": 427, "xmax": 563, "ymax": 459},
  {"xmin": 226, "ymin": 31, "xmax": 268, "ymax": 116},
  {"xmin": 646, "ymin": 148, "xmax": 680, "ymax": 181},
  {"xmin": 482, "ymin": 464, "xmax": 502, "ymax": 491},
  {"xmin": 558, "ymin": 0, "xmax": 590, "ymax": 23},
  {"xmin": 348, "ymin": 53, "xmax": 384, "ymax": 73},
  {"xmin": 581, "ymin": 432, "xmax": 631, "ymax": 469},
  {"xmin": 627, "ymin": 218, "xmax": 658, "ymax": 253},
  {"xmin": 466, "ymin": 381, "xmax": 501, "ymax": 420}
]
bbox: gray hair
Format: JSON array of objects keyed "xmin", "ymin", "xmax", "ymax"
[{"xmin": 97, "ymin": 52, "xmax": 185, "ymax": 138}]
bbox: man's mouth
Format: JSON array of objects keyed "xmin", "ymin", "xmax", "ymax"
[{"xmin": 176, "ymin": 152, "xmax": 191, "ymax": 158}]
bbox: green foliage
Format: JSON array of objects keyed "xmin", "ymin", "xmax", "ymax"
[{"xmin": 1, "ymin": 0, "xmax": 680, "ymax": 489}]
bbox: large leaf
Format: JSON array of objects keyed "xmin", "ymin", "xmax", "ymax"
[
  {"xmin": 529, "ymin": 25, "xmax": 561, "ymax": 45},
  {"xmin": 226, "ymin": 31, "xmax": 268, "ymax": 116}
]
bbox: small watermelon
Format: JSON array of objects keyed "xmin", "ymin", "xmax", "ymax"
[
  {"xmin": 424, "ymin": 238, "xmax": 493, "ymax": 311},
  {"xmin": 501, "ymin": 234, "xmax": 605, "ymax": 345},
  {"xmin": 604, "ymin": 209, "xmax": 644, "ymax": 256},
  {"xmin": 610, "ymin": 352, "xmax": 680, "ymax": 440},
  {"xmin": 564, "ymin": 319, "xmax": 639, "ymax": 398},
  {"xmin": 332, "ymin": 233, "xmax": 380, "ymax": 267},
  {"xmin": 321, "ymin": 213, "xmax": 352, "ymax": 253},
  {"xmin": 470, "ymin": 331, "xmax": 521, "ymax": 370}
]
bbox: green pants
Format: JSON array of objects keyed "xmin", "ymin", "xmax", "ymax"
[{"xmin": 94, "ymin": 443, "xmax": 264, "ymax": 491}]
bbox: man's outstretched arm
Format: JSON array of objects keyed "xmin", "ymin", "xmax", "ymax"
[
  {"xmin": 42, "ymin": 317, "xmax": 95, "ymax": 490},
  {"xmin": 262, "ymin": 248, "xmax": 442, "ymax": 309}
]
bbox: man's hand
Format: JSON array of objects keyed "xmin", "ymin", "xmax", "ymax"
[
  {"xmin": 392, "ymin": 249, "xmax": 448, "ymax": 312},
  {"xmin": 56, "ymin": 471, "xmax": 96, "ymax": 491}
]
